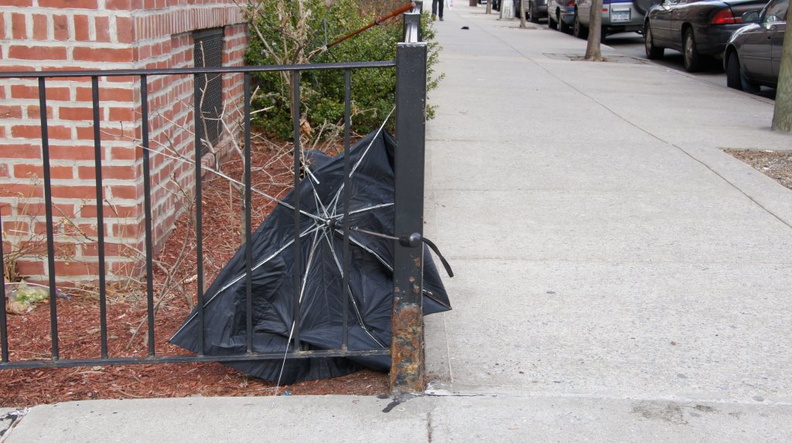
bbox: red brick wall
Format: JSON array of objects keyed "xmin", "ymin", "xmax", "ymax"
[{"xmin": 0, "ymin": 1, "xmax": 248, "ymax": 283}]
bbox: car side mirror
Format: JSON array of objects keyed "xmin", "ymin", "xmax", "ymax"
[{"xmin": 741, "ymin": 10, "xmax": 760, "ymax": 23}]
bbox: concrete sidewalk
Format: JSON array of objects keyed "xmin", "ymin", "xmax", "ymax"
[{"xmin": 5, "ymin": 5, "xmax": 792, "ymax": 442}]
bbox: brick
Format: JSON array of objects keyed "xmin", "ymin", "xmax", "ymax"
[
  {"xmin": 0, "ymin": 182, "xmax": 43, "ymax": 199},
  {"xmin": 12, "ymin": 124, "xmax": 71, "ymax": 140},
  {"xmin": 58, "ymin": 106, "xmax": 94, "ymax": 121},
  {"xmin": 33, "ymin": 14, "xmax": 47, "ymax": 40},
  {"xmin": 53, "ymin": 15, "xmax": 70, "ymax": 41},
  {"xmin": 107, "ymin": 184, "xmax": 138, "ymax": 200},
  {"xmin": 14, "ymin": 164, "xmax": 74, "ymax": 180},
  {"xmin": 0, "ymin": 144, "xmax": 40, "ymax": 160},
  {"xmin": 0, "ymin": 163, "xmax": 8, "ymax": 179},
  {"xmin": 53, "ymin": 260, "xmax": 99, "ymax": 278},
  {"xmin": 11, "ymin": 13, "xmax": 26, "ymax": 40},
  {"xmin": 74, "ymin": 15, "xmax": 90, "ymax": 41},
  {"xmin": 115, "ymin": 16, "xmax": 134, "ymax": 43},
  {"xmin": 106, "ymin": 0, "xmax": 132, "ymax": 10},
  {"xmin": 26, "ymin": 105, "xmax": 55, "ymax": 120},
  {"xmin": 78, "ymin": 165, "xmax": 138, "ymax": 181},
  {"xmin": 81, "ymin": 242, "xmax": 132, "ymax": 258},
  {"xmin": 49, "ymin": 145, "xmax": 97, "ymax": 161},
  {"xmin": 38, "ymin": 0, "xmax": 98, "ymax": 9},
  {"xmin": 0, "ymin": 65, "xmax": 34, "ymax": 74},
  {"xmin": 111, "ymin": 146, "xmax": 138, "ymax": 161},
  {"xmin": 80, "ymin": 203, "xmax": 139, "ymax": 218},
  {"xmin": 108, "ymin": 106, "xmax": 135, "ymax": 121},
  {"xmin": 95, "ymin": 16, "xmax": 110, "ymax": 42},
  {"xmin": 75, "ymin": 126, "xmax": 135, "ymax": 141},
  {"xmin": 0, "ymin": 105, "xmax": 23, "ymax": 119},
  {"xmin": 58, "ymin": 106, "xmax": 93, "ymax": 121},
  {"xmin": 11, "ymin": 85, "xmax": 67, "ymax": 101},
  {"xmin": 51, "ymin": 185, "xmax": 98, "ymax": 199},
  {"xmin": 15, "ymin": 260, "xmax": 45, "ymax": 278},
  {"xmin": 73, "ymin": 46, "xmax": 133, "ymax": 63},
  {"xmin": 75, "ymin": 86, "xmax": 135, "ymax": 103},
  {"xmin": 1, "ymin": 0, "xmax": 34, "ymax": 5},
  {"xmin": 8, "ymin": 45, "xmax": 68, "ymax": 61}
]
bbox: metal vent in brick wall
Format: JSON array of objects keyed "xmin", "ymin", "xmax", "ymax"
[{"xmin": 194, "ymin": 28, "xmax": 224, "ymax": 153}]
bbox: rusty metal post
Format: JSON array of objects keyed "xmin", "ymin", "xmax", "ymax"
[{"xmin": 390, "ymin": 22, "xmax": 428, "ymax": 395}]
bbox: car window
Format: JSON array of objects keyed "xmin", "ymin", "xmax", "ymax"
[{"xmin": 762, "ymin": 0, "xmax": 788, "ymax": 23}]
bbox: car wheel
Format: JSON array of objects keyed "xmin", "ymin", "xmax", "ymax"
[
  {"xmin": 683, "ymin": 28, "xmax": 703, "ymax": 73},
  {"xmin": 559, "ymin": 16, "xmax": 571, "ymax": 32},
  {"xmin": 573, "ymin": 12, "xmax": 588, "ymax": 39},
  {"xmin": 644, "ymin": 22, "xmax": 664, "ymax": 59},
  {"xmin": 548, "ymin": 12, "xmax": 558, "ymax": 29},
  {"xmin": 529, "ymin": 1, "xmax": 540, "ymax": 22},
  {"xmin": 725, "ymin": 52, "xmax": 760, "ymax": 94}
]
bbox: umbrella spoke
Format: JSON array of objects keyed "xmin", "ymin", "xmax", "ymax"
[
  {"xmin": 323, "ymin": 232, "xmax": 387, "ymax": 349},
  {"xmin": 329, "ymin": 106, "xmax": 394, "ymax": 213}
]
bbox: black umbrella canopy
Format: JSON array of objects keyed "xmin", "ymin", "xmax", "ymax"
[{"xmin": 170, "ymin": 129, "xmax": 451, "ymax": 384}]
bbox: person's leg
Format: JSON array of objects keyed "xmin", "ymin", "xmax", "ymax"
[
  {"xmin": 438, "ymin": 0, "xmax": 444, "ymax": 19},
  {"xmin": 431, "ymin": 0, "xmax": 438, "ymax": 17}
]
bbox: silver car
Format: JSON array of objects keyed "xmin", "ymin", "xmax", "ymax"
[{"xmin": 572, "ymin": 0, "xmax": 654, "ymax": 38}]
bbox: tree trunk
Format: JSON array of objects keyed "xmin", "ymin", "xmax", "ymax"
[
  {"xmin": 584, "ymin": 0, "xmax": 603, "ymax": 61},
  {"xmin": 772, "ymin": 8, "xmax": 792, "ymax": 133},
  {"xmin": 486, "ymin": 0, "xmax": 492, "ymax": 13},
  {"xmin": 520, "ymin": 0, "xmax": 527, "ymax": 27}
]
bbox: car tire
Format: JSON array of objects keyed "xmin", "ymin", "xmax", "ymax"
[
  {"xmin": 573, "ymin": 11, "xmax": 588, "ymax": 39},
  {"xmin": 644, "ymin": 22, "xmax": 664, "ymax": 60},
  {"xmin": 683, "ymin": 28, "xmax": 703, "ymax": 73},
  {"xmin": 548, "ymin": 13, "xmax": 558, "ymax": 29},
  {"xmin": 529, "ymin": 1, "xmax": 540, "ymax": 22},
  {"xmin": 559, "ymin": 17, "xmax": 571, "ymax": 33},
  {"xmin": 725, "ymin": 52, "xmax": 760, "ymax": 94}
]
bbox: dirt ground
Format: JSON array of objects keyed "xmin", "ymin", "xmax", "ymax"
[
  {"xmin": 2, "ymin": 146, "xmax": 790, "ymax": 408},
  {"xmin": 725, "ymin": 149, "xmax": 792, "ymax": 191},
  {"xmin": 0, "ymin": 136, "xmax": 389, "ymax": 408}
]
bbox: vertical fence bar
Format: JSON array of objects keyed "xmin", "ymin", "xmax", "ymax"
[
  {"xmin": 140, "ymin": 74, "xmax": 156, "ymax": 356},
  {"xmin": 0, "ymin": 209, "xmax": 8, "ymax": 362},
  {"xmin": 291, "ymin": 71, "xmax": 302, "ymax": 349},
  {"xmin": 194, "ymin": 74, "xmax": 206, "ymax": 355},
  {"xmin": 390, "ymin": 40, "xmax": 428, "ymax": 394},
  {"xmin": 244, "ymin": 73, "xmax": 254, "ymax": 354},
  {"xmin": 341, "ymin": 69, "xmax": 352, "ymax": 350},
  {"xmin": 39, "ymin": 77, "xmax": 60, "ymax": 361},
  {"xmin": 91, "ymin": 76, "xmax": 109, "ymax": 358}
]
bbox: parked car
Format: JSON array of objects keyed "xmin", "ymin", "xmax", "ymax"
[
  {"xmin": 643, "ymin": 0, "xmax": 766, "ymax": 72},
  {"xmin": 724, "ymin": 0, "xmax": 788, "ymax": 91},
  {"xmin": 548, "ymin": 0, "xmax": 576, "ymax": 31},
  {"xmin": 515, "ymin": 0, "xmax": 550, "ymax": 21},
  {"xmin": 573, "ymin": 0, "xmax": 653, "ymax": 39}
]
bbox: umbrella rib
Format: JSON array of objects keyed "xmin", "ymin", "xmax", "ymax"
[
  {"xmin": 329, "ymin": 106, "xmax": 395, "ymax": 214},
  {"xmin": 323, "ymin": 231, "xmax": 387, "ymax": 349},
  {"xmin": 169, "ymin": 222, "xmax": 325, "ymax": 339}
]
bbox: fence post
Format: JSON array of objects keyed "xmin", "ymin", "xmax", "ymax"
[{"xmin": 391, "ymin": 7, "xmax": 428, "ymax": 395}]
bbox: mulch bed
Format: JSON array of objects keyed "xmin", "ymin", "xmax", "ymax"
[{"xmin": 1, "ymin": 135, "xmax": 388, "ymax": 408}]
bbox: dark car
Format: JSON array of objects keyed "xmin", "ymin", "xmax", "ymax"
[
  {"xmin": 724, "ymin": 0, "xmax": 788, "ymax": 91},
  {"xmin": 643, "ymin": 0, "xmax": 767, "ymax": 72}
]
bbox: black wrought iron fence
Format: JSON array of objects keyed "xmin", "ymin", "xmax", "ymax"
[{"xmin": 0, "ymin": 3, "xmax": 430, "ymax": 393}]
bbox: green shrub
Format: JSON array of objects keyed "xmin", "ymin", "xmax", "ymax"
[{"xmin": 244, "ymin": 0, "xmax": 442, "ymax": 139}]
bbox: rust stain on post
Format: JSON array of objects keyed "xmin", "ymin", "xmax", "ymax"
[{"xmin": 389, "ymin": 297, "xmax": 425, "ymax": 394}]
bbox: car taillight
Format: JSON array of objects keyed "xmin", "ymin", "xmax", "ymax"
[
  {"xmin": 565, "ymin": 0, "xmax": 574, "ymax": 6},
  {"xmin": 711, "ymin": 8, "xmax": 740, "ymax": 24}
]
